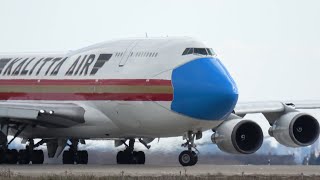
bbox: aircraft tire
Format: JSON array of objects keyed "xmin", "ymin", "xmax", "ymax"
[
  {"xmin": 137, "ymin": 151, "xmax": 145, "ymax": 164},
  {"xmin": 117, "ymin": 150, "xmax": 146, "ymax": 164},
  {"xmin": 116, "ymin": 151, "xmax": 124, "ymax": 164},
  {"xmin": 18, "ymin": 149, "xmax": 30, "ymax": 164},
  {"xmin": 63, "ymin": 150, "xmax": 74, "ymax": 164},
  {"xmin": 32, "ymin": 150, "xmax": 44, "ymax": 164},
  {"xmin": 190, "ymin": 151, "xmax": 198, "ymax": 166},
  {"xmin": 7, "ymin": 149, "xmax": 18, "ymax": 164},
  {"xmin": 76, "ymin": 150, "xmax": 88, "ymax": 164},
  {"xmin": 132, "ymin": 151, "xmax": 138, "ymax": 164},
  {"xmin": 0, "ymin": 149, "xmax": 5, "ymax": 164},
  {"xmin": 119, "ymin": 151, "xmax": 131, "ymax": 164},
  {"xmin": 123, "ymin": 151, "xmax": 132, "ymax": 164},
  {"xmin": 117, "ymin": 150, "xmax": 134, "ymax": 164},
  {"xmin": 179, "ymin": 150, "xmax": 196, "ymax": 166}
]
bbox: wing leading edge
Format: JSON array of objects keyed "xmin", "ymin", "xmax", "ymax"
[
  {"xmin": 233, "ymin": 101, "xmax": 320, "ymax": 124},
  {"xmin": 235, "ymin": 101, "xmax": 320, "ymax": 115}
]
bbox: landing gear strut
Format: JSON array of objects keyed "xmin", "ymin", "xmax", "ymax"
[
  {"xmin": 179, "ymin": 131, "xmax": 199, "ymax": 166},
  {"xmin": 62, "ymin": 139, "xmax": 88, "ymax": 164},
  {"xmin": 116, "ymin": 139, "xmax": 146, "ymax": 164}
]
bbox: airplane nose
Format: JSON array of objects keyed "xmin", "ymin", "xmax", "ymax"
[{"xmin": 171, "ymin": 57, "xmax": 238, "ymax": 120}]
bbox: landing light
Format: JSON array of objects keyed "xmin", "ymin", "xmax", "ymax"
[{"xmin": 39, "ymin": 110, "xmax": 46, "ymax": 114}]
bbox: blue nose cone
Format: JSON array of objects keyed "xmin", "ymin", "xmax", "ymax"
[{"xmin": 171, "ymin": 57, "xmax": 238, "ymax": 120}]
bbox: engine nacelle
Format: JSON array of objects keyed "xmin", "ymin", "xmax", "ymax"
[
  {"xmin": 211, "ymin": 119, "xmax": 263, "ymax": 154},
  {"xmin": 269, "ymin": 112, "xmax": 320, "ymax": 147}
]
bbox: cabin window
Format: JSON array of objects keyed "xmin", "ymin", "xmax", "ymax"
[{"xmin": 132, "ymin": 52, "xmax": 158, "ymax": 58}]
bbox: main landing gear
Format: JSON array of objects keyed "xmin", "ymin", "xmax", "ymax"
[
  {"xmin": 178, "ymin": 131, "xmax": 200, "ymax": 166},
  {"xmin": 0, "ymin": 125, "xmax": 44, "ymax": 164},
  {"xmin": 116, "ymin": 139, "xmax": 146, "ymax": 164},
  {"xmin": 17, "ymin": 139, "xmax": 45, "ymax": 164},
  {"xmin": 0, "ymin": 147, "xmax": 44, "ymax": 164},
  {"xmin": 62, "ymin": 139, "xmax": 88, "ymax": 164}
]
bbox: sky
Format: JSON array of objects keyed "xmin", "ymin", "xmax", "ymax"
[
  {"xmin": 1, "ymin": 0, "xmax": 320, "ymax": 162},
  {"xmin": 1, "ymin": 0, "xmax": 320, "ymax": 102}
]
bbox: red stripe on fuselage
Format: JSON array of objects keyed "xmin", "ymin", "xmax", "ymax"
[
  {"xmin": 0, "ymin": 92, "xmax": 173, "ymax": 101},
  {"xmin": 0, "ymin": 79, "xmax": 173, "ymax": 101},
  {"xmin": 0, "ymin": 79, "xmax": 172, "ymax": 86}
]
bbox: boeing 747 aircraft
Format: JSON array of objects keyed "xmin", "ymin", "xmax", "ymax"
[{"xmin": 0, "ymin": 37, "xmax": 319, "ymax": 166}]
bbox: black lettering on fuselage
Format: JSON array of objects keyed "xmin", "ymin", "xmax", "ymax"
[
  {"xmin": 51, "ymin": 57, "xmax": 67, "ymax": 76},
  {"xmin": 36, "ymin": 57, "xmax": 52, "ymax": 75},
  {"xmin": 29, "ymin": 58, "xmax": 43, "ymax": 75},
  {"xmin": 0, "ymin": 58, "xmax": 12, "ymax": 74},
  {"xmin": 0, "ymin": 53, "xmax": 111, "ymax": 76},
  {"xmin": 65, "ymin": 56, "xmax": 81, "ymax": 76},
  {"xmin": 20, "ymin": 58, "xmax": 35, "ymax": 75},
  {"xmin": 45, "ymin": 57, "xmax": 61, "ymax": 75},
  {"xmin": 80, "ymin": 54, "xmax": 95, "ymax": 75},
  {"xmin": 12, "ymin": 58, "xmax": 28, "ymax": 75},
  {"xmin": 3, "ymin": 58, "xmax": 22, "ymax": 75},
  {"xmin": 90, "ymin": 54, "xmax": 112, "ymax": 75},
  {"xmin": 74, "ymin": 55, "xmax": 87, "ymax": 75}
]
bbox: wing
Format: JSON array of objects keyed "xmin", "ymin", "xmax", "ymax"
[
  {"xmin": 0, "ymin": 102, "xmax": 85, "ymax": 128},
  {"xmin": 233, "ymin": 101, "xmax": 320, "ymax": 123}
]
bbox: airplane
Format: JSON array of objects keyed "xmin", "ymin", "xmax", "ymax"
[{"xmin": 0, "ymin": 37, "xmax": 319, "ymax": 166}]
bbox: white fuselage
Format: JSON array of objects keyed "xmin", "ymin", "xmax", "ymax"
[{"xmin": 0, "ymin": 37, "xmax": 231, "ymax": 139}]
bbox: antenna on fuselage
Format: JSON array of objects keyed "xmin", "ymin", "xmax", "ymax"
[{"xmin": 145, "ymin": 32, "xmax": 148, "ymax": 38}]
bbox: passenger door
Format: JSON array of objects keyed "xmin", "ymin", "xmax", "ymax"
[{"xmin": 118, "ymin": 40, "xmax": 140, "ymax": 67}]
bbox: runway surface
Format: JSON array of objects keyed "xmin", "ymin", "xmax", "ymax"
[{"xmin": 1, "ymin": 165, "xmax": 320, "ymax": 176}]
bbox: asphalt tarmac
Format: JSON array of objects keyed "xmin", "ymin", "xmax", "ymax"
[{"xmin": 0, "ymin": 165, "xmax": 320, "ymax": 177}]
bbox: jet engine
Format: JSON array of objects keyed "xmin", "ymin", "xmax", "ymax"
[
  {"xmin": 211, "ymin": 119, "xmax": 263, "ymax": 154},
  {"xmin": 269, "ymin": 112, "xmax": 319, "ymax": 147}
]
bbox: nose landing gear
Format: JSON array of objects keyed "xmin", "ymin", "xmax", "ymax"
[{"xmin": 178, "ymin": 131, "xmax": 200, "ymax": 166}]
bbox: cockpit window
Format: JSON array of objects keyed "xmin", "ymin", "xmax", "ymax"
[
  {"xmin": 187, "ymin": 48, "xmax": 193, "ymax": 54},
  {"xmin": 194, "ymin": 48, "xmax": 207, "ymax": 55},
  {"xmin": 182, "ymin": 48, "xmax": 214, "ymax": 56},
  {"xmin": 206, "ymin": 48, "xmax": 212, "ymax": 55},
  {"xmin": 182, "ymin": 48, "xmax": 190, "ymax": 55},
  {"xmin": 207, "ymin": 48, "xmax": 216, "ymax": 56}
]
